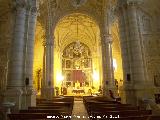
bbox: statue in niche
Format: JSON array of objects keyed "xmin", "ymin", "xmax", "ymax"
[
  {"xmin": 66, "ymin": 60, "xmax": 71, "ymax": 68},
  {"xmin": 66, "ymin": 73, "xmax": 71, "ymax": 81},
  {"xmin": 65, "ymin": 48, "xmax": 70, "ymax": 57},
  {"xmin": 73, "ymin": 60, "xmax": 81, "ymax": 69}
]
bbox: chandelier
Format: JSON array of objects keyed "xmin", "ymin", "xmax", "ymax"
[
  {"xmin": 73, "ymin": 15, "xmax": 84, "ymax": 55},
  {"xmin": 73, "ymin": 41, "xmax": 84, "ymax": 55},
  {"xmin": 71, "ymin": 0, "xmax": 87, "ymax": 8}
]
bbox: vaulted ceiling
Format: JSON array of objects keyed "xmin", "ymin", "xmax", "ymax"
[
  {"xmin": 54, "ymin": 13, "xmax": 100, "ymax": 52},
  {"xmin": 0, "ymin": 0, "xmax": 160, "ymax": 49}
]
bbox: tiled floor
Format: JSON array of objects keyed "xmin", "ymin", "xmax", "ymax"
[{"xmin": 71, "ymin": 100, "xmax": 90, "ymax": 120}]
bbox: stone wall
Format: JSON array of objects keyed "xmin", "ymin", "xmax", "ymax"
[
  {"xmin": 139, "ymin": 9, "xmax": 160, "ymax": 93},
  {"xmin": 0, "ymin": 2, "xmax": 14, "ymax": 102}
]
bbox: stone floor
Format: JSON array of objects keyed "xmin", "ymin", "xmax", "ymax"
[{"xmin": 71, "ymin": 98, "xmax": 90, "ymax": 120}]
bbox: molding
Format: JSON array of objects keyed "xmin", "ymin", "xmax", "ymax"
[{"xmin": 127, "ymin": 0, "xmax": 143, "ymax": 6}]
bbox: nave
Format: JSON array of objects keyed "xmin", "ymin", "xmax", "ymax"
[
  {"xmin": 0, "ymin": 0, "xmax": 160, "ymax": 119},
  {"xmin": 6, "ymin": 96, "xmax": 160, "ymax": 120}
]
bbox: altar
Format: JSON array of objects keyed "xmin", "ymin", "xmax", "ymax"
[
  {"xmin": 72, "ymin": 81, "xmax": 85, "ymax": 95},
  {"xmin": 72, "ymin": 89, "xmax": 85, "ymax": 94}
]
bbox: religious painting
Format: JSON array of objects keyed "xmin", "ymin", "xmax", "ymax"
[
  {"xmin": 66, "ymin": 60, "xmax": 71, "ymax": 68},
  {"xmin": 71, "ymin": 70, "xmax": 84, "ymax": 83}
]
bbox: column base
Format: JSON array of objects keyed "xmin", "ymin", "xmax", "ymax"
[
  {"xmin": 22, "ymin": 87, "xmax": 36, "ymax": 109},
  {"xmin": 41, "ymin": 87, "xmax": 54, "ymax": 100},
  {"xmin": 103, "ymin": 85, "xmax": 118, "ymax": 98},
  {"xmin": 2, "ymin": 87, "xmax": 37, "ymax": 110},
  {"xmin": 2, "ymin": 88, "xmax": 23, "ymax": 110},
  {"xmin": 120, "ymin": 83, "xmax": 155, "ymax": 106}
]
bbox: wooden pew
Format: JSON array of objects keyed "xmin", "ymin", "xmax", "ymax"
[
  {"xmin": 8, "ymin": 96, "xmax": 74, "ymax": 120},
  {"xmin": 8, "ymin": 113, "xmax": 71, "ymax": 120},
  {"xmin": 86, "ymin": 103, "xmax": 133, "ymax": 113},
  {"xmin": 90, "ymin": 115, "xmax": 160, "ymax": 120},
  {"xmin": 87, "ymin": 106, "xmax": 139, "ymax": 115},
  {"xmin": 37, "ymin": 102, "xmax": 72, "ymax": 107},
  {"xmin": 148, "ymin": 116, "xmax": 160, "ymax": 120},
  {"xmin": 28, "ymin": 106, "xmax": 70, "ymax": 110},
  {"xmin": 83, "ymin": 96, "xmax": 159, "ymax": 120},
  {"xmin": 90, "ymin": 110, "xmax": 151, "ymax": 120},
  {"xmin": 36, "ymin": 96, "xmax": 74, "ymax": 104},
  {"xmin": 0, "ymin": 108, "xmax": 5, "ymax": 120},
  {"xmin": 19, "ymin": 109, "xmax": 71, "ymax": 114}
]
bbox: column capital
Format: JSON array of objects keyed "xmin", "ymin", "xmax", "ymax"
[
  {"xmin": 13, "ymin": 0, "xmax": 27, "ymax": 10},
  {"xmin": 116, "ymin": 0, "xmax": 143, "ymax": 17},
  {"xmin": 26, "ymin": 0, "xmax": 39, "ymax": 14},
  {"xmin": 42, "ymin": 41, "xmax": 53, "ymax": 46},
  {"xmin": 117, "ymin": 0, "xmax": 143, "ymax": 8},
  {"xmin": 127, "ymin": 0, "xmax": 143, "ymax": 6},
  {"xmin": 30, "ymin": 6, "xmax": 38, "ymax": 14}
]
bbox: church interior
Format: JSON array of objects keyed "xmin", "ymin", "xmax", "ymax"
[{"xmin": 0, "ymin": 0, "xmax": 160, "ymax": 119}]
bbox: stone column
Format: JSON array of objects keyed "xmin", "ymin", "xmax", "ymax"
[
  {"xmin": 105, "ymin": 34, "xmax": 115, "ymax": 89},
  {"xmin": 101, "ymin": 33, "xmax": 115, "ymax": 96},
  {"xmin": 3, "ymin": 0, "xmax": 27, "ymax": 110},
  {"xmin": 24, "ymin": 1, "xmax": 38, "ymax": 88},
  {"xmin": 41, "ymin": 41, "xmax": 46, "ymax": 98},
  {"xmin": 117, "ymin": 0, "xmax": 154, "ymax": 105},
  {"xmin": 23, "ymin": 0, "xmax": 38, "ymax": 108},
  {"xmin": 101, "ymin": 4, "xmax": 116, "ymax": 96},
  {"xmin": 41, "ymin": 36, "xmax": 54, "ymax": 99}
]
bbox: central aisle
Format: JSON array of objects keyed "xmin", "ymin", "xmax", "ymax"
[{"xmin": 71, "ymin": 98, "xmax": 90, "ymax": 120}]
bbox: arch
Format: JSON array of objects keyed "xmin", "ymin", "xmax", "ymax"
[
  {"xmin": 52, "ymin": 10, "xmax": 101, "ymax": 33},
  {"xmin": 54, "ymin": 13, "xmax": 101, "ymax": 51},
  {"xmin": 53, "ymin": 12, "xmax": 103, "ymax": 93}
]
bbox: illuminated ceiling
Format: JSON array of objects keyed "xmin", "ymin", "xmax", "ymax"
[{"xmin": 54, "ymin": 13, "xmax": 100, "ymax": 52}]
